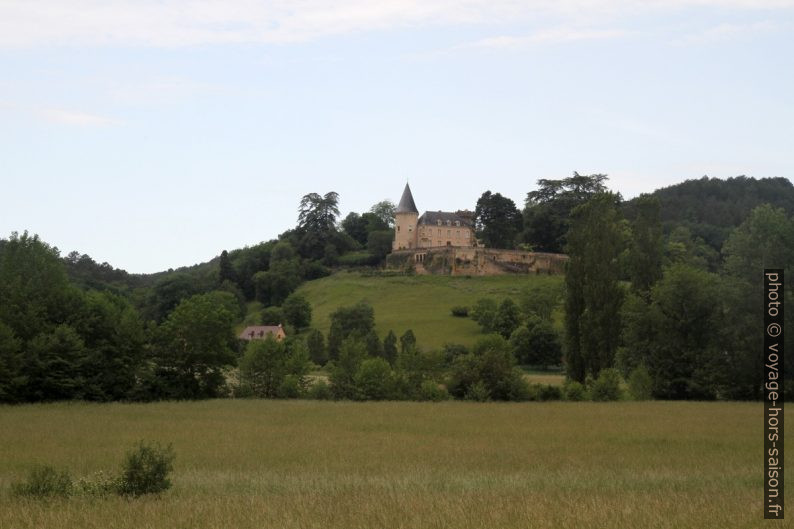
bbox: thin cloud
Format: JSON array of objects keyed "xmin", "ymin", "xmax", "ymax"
[
  {"xmin": 0, "ymin": 0, "xmax": 792, "ymax": 48},
  {"xmin": 674, "ymin": 20, "xmax": 780, "ymax": 45},
  {"xmin": 461, "ymin": 28, "xmax": 631, "ymax": 50},
  {"xmin": 36, "ymin": 107, "xmax": 120, "ymax": 127}
]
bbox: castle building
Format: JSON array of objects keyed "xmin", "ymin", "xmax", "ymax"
[{"xmin": 392, "ymin": 183, "xmax": 475, "ymax": 251}]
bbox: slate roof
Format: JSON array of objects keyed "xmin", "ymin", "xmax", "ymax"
[
  {"xmin": 396, "ymin": 183, "xmax": 419, "ymax": 214},
  {"xmin": 418, "ymin": 211, "xmax": 474, "ymax": 228}
]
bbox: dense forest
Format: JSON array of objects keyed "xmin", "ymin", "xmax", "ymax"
[{"xmin": 0, "ymin": 175, "xmax": 792, "ymax": 403}]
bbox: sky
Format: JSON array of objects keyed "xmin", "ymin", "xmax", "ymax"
[{"xmin": 1, "ymin": 0, "xmax": 792, "ymax": 273}]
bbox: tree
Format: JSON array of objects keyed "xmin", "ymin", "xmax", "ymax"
[
  {"xmin": 399, "ymin": 330, "xmax": 416, "ymax": 354},
  {"xmin": 341, "ymin": 213, "xmax": 369, "ymax": 246},
  {"xmin": 369, "ymin": 200, "xmax": 396, "ymax": 228},
  {"xmin": 329, "ymin": 338, "xmax": 367, "ymax": 399},
  {"xmin": 367, "ymin": 230, "xmax": 394, "ymax": 260},
  {"xmin": 22, "ymin": 324, "xmax": 87, "ymax": 401},
  {"xmin": 298, "ymin": 192, "xmax": 340, "ymax": 233},
  {"xmin": 620, "ymin": 265, "xmax": 722, "ymax": 399},
  {"xmin": 0, "ymin": 322, "xmax": 22, "ymax": 402},
  {"xmin": 149, "ymin": 273, "xmax": 199, "ymax": 322},
  {"xmin": 382, "ymin": 331, "xmax": 398, "ymax": 365},
  {"xmin": 239, "ymin": 336, "xmax": 310, "ymax": 398},
  {"xmin": 721, "ymin": 204, "xmax": 794, "ymax": 397},
  {"xmin": 474, "ymin": 191, "xmax": 523, "ymax": 249},
  {"xmin": 72, "ymin": 290, "xmax": 146, "ymax": 401},
  {"xmin": 153, "ymin": 293, "xmax": 236, "ymax": 399},
  {"xmin": 306, "ymin": 329, "xmax": 327, "ymax": 366},
  {"xmin": 564, "ymin": 193, "xmax": 625, "ymax": 382},
  {"xmin": 470, "ymin": 298, "xmax": 497, "ymax": 333},
  {"xmin": 491, "ymin": 299, "xmax": 521, "ymax": 338},
  {"xmin": 518, "ymin": 282, "xmax": 562, "ymax": 321},
  {"xmin": 447, "ymin": 335, "xmax": 529, "ymax": 401},
  {"xmin": 282, "ymin": 294, "xmax": 312, "ymax": 329},
  {"xmin": 365, "ymin": 330, "xmax": 382, "ymax": 357},
  {"xmin": 354, "ymin": 357, "xmax": 395, "ymax": 400},
  {"xmin": 260, "ymin": 306, "xmax": 285, "ymax": 325},
  {"xmin": 0, "ymin": 231, "xmax": 77, "ymax": 341},
  {"xmin": 523, "ymin": 173, "xmax": 609, "ymax": 252},
  {"xmin": 239, "ymin": 337, "xmax": 290, "ymax": 398},
  {"xmin": 510, "ymin": 317, "xmax": 561, "ymax": 368},
  {"xmin": 253, "ymin": 242, "xmax": 301, "ymax": 306},
  {"xmin": 218, "ymin": 250, "xmax": 236, "ymax": 285},
  {"xmin": 626, "ymin": 195, "xmax": 663, "ymax": 296},
  {"xmin": 327, "ymin": 302, "xmax": 376, "ymax": 359},
  {"xmin": 297, "ymin": 192, "xmax": 341, "ymax": 260}
]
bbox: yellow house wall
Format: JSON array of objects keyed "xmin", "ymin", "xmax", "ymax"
[
  {"xmin": 393, "ymin": 212, "xmax": 419, "ymax": 250},
  {"xmin": 416, "ymin": 224, "xmax": 473, "ymax": 248}
]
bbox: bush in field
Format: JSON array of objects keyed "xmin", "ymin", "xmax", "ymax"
[
  {"xmin": 450, "ymin": 306, "xmax": 469, "ymax": 317},
  {"xmin": 116, "ymin": 441, "xmax": 175, "ymax": 497},
  {"xmin": 628, "ymin": 365, "xmax": 653, "ymax": 400},
  {"xmin": 307, "ymin": 379, "xmax": 333, "ymax": 400},
  {"xmin": 563, "ymin": 380, "xmax": 587, "ymax": 401},
  {"xmin": 538, "ymin": 384, "xmax": 562, "ymax": 401},
  {"xmin": 11, "ymin": 466, "xmax": 74, "ymax": 497},
  {"xmin": 590, "ymin": 368, "xmax": 623, "ymax": 401},
  {"xmin": 465, "ymin": 380, "xmax": 491, "ymax": 402},
  {"xmin": 418, "ymin": 380, "xmax": 450, "ymax": 402}
]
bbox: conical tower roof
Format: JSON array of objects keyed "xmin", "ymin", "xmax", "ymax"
[{"xmin": 396, "ymin": 183, "xmax": 418, "ymax": 214}]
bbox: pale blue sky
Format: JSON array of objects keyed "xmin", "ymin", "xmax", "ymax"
[{"xmin": 1, "ymin": 1, "xmax": 792, "ymax": 273}]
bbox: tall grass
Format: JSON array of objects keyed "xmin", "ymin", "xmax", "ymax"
[{"xmin": 0, "ymin": 400, "xmax": 783, "ymax": 528}]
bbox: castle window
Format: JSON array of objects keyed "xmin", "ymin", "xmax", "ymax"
[
  {"xmin": 456, "ymin": 230, "xmax": 460, "ymax": 238},
  {"xmin": 455, "ymin": 221, "xmax": 460, "ymax": 227},
  {"xmin": 397, "ymin": 226, "xmax": 400, "ymax": 232},
  {"xmin": 447, "ymin": 230, "xmax": 451, "ymax": 237}
]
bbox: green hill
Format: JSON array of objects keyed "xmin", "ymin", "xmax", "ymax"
[{"xmin": 295, "ymin": 271, "xmax": 564, "ymax": 350}]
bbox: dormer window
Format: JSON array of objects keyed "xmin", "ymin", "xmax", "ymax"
[
  {"xmin": 446, "ymin": 220, "xmax": 451, "ymax": 226},
  {"xmin": 437, "ymin": 220, "xmax": 442, "ymax": 226},
  {"xmin": 455, "ymin": 220, "xmax": 460, "ymax": 227}
]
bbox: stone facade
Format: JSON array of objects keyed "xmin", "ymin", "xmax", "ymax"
[
  {"xmin": 388, "ymin": 247, "xmax": 568, "ymax": 276},
  {"xmin": 392, "ymin": 183, "xmax": 475, "ymax": 251}
]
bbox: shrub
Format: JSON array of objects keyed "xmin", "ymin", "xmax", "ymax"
[
  {"xmin": 116, "ymin": 441, "xmax": 175, "ymax": 497},
  {"xmin": 628, "ymin": 365, "xmax": 653, "ymax": 401},
  {"xmin": 563, "ymin": 380, "xmax": 587, "ymax": 401},
  {"xmin": 354, "ymin": 357, "xmax": 395, "ymax": 400},
  {"xmin": 307, "ymin": 379, "xmax": 333, "ymax": 400},
  {"xmin": 450, "ymin": 306, "xmax": 469, "ymax": 317},
  {"xmin": 278, "ymin": 374, "xmax": 302, "ymax": 399},
  {"xmin": 11, "ymin": 466, "xmax": 74, "ymax": 497},
  {"xmin": 465, "ymin": 381, "xmax": 491, "ymax": 402},
  {"xmin": 538, "ymin": 384, "xmax": 563, "ymax": 401},
  {"xmin": 418, "ymin": 381, "xmax": 450, "ymax": 402},
  {"xmin": 590, "ymin": 368, "xmax": 623, "ymax": 401},
  {"xmin": 76, "ymin": 471, "xmax": 117, "ymax": 497}
]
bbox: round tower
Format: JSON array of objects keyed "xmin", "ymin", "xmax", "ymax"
[{"xmin": 393, "ymin": 183, "xmax": 419, "ymax": 250}]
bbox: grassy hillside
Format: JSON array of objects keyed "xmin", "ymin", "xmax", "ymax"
[
  {"xmin": 0, "ymin": 400, "xmax": 778, "ymax": 529},
  {"xmin": 295, "ymin": 271, "xmax": 564, "ymax": 350}
]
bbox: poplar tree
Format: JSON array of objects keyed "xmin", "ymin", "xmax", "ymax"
[{"xmin": 564, "ymin": 193, "xmax": 625, "ymax": 382}]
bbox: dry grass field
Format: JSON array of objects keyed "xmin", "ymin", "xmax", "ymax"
[{"xmin": 0, "ymin": 400, "xmax": 787, "ymax": 529}]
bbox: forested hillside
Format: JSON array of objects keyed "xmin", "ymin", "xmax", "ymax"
[{"xmin": 622, "ymin": 176, "xmax": 794, "ymax": 252}]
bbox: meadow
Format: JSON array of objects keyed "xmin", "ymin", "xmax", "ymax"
[
  {"xmin": 294, "ymin": 271, "xmax": 564, "ymax": 349},
  {"xmin": 0, "ymin": 400, "xmax": 785, "ymax": 529}
]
